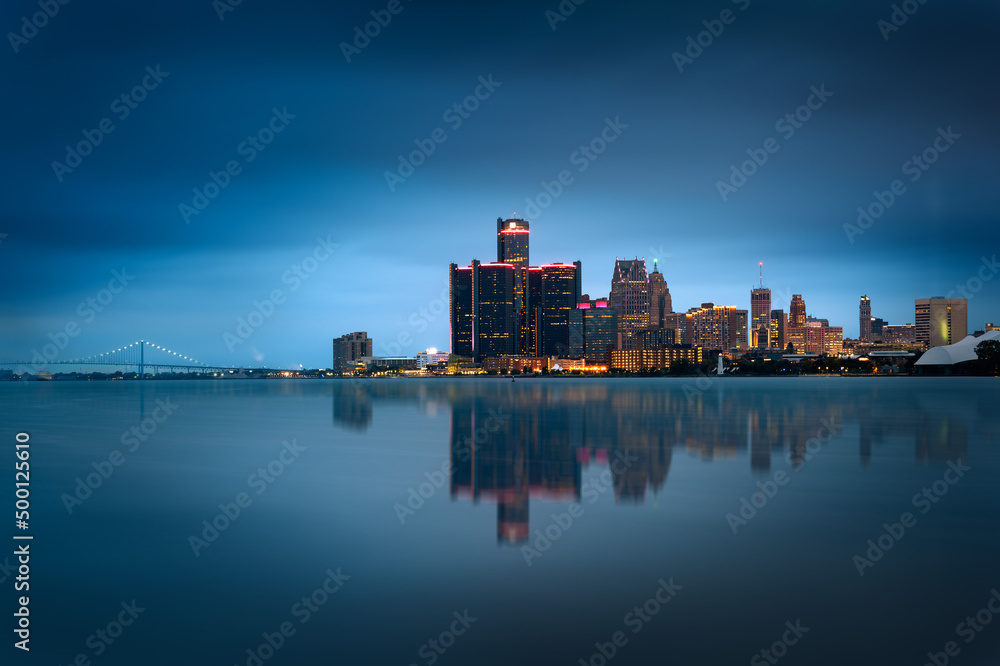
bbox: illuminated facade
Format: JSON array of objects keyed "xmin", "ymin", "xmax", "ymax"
[
  {"xmin": 609, "ymin": 257, "xmax": 650, "ymax": 350},
  {"xmin": 882, "ymin": 324, "xmax": 916, "ymax": 345},
  {"xmin": 526, "ymin": 263, "xmax": 581, "ymax": 357},
  {"xmin": 452, "ymin": 216, "xmax": 583, "ymax": 362},
  {"xmin": 610, "ymin": 345, "xmax": 703, "ymax": 371},
  {"xmin": 915, "ymin": 298, "xmax": 968, "ymax": 349},
  {"xmin": 449, "ymin": 265, "xmax": 475, "ymax": 357},
  {"xmin": 824, "ymin": 326, "xmax": 844, "ymax": 355},
  {"xmin": 496, "ymin": 217, "xmax": 529, "ymax": 268},
  {"xmin": 750, "ymin": 287, "xmax": 771, "ymax": 348},
  {"xmin": 496, "ymin": 218, "xmax": 530, "ymax": 353},
  {"xmin": 789, "ymin": 294, "xmax": 807, "ymax": 328},
  {"xmin": 416, "ymin": 349, "xmax": 450, "ymax": 369},
  {"xmin": 663, "ymin": 312, "xmax": 688, "ymax": 345},
  {"xmin": 786, "ymin": 321, "xmax": 843, "ymax": 355},
  {"xmin": 859, "ymin": 295, "xmax": 872, "ymax": 342},
  {"xmin": 648, "ymin": 260, "xmax": 672, "ymax": 329},
  {"xmin": 332, "ymin": 332, "xmax": 372, "ymax": 372},
  {"xmin": 449, "ymin": 261, "xmax": 516, "ymax": 362},
  {"xmin": 770, "ymin": 310, "xmax": 787, "ymax": 350},
  {"xmin": 639, "ymin": 328, "xmax": 676, "ymax": 350},
  {"xmin": 569, "ymin": 298, "xmax": 618, "ymax": 366},
  {"xmin": 685, "ymin": 303, "xmax": 748, "ymax": 352},
  {"xmin": 483, "ymin": 356, "xmax": 549, "ymax": 373}
]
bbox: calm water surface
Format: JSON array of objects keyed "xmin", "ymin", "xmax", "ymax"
[{"xmin": 2, "ymin": 377, "xmax": 998, "ymax": 665}]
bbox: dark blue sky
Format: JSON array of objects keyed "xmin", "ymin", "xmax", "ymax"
[{"xmin": 2, "ymin": 0, "xmax": 998, "ymax": 368}]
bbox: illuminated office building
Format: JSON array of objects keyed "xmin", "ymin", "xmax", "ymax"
[
  {"xmin": 770, "ymin": 310, "xmax": 787, "ymax": 350},
  {"xmin": 663, "ymin": 312, "xmax": 688, "ymax": 345},
  {"xmin": 609, "ymin": 257, "xmax": 650, "ymax": 350},
  {"xmin": 789, "ymin": 294, "xmax": 807, "ymax": 328},
  {"xmin": 751, "ymin": 287, "xmax": 771, "ymax": 348},
  {"xmin": 569, "ymin": 298, "xmax": 618, "ymax": 366},
  {"xmin": 496, "ymin": 217, "xmax": 529, "ymax": 268},
  {"xmin": 860, "ymin": 296, "xmax": 872, "ymax": 342},
  {"xmin": 915, "ymin": 298, "xmax": 968, "ymax": 348},
  {"xmin": 449, "ymin": 261, "xmax": 516, "ymax": 362},
  {"xmin": 527, "ymin": 263, "xmax": 582, "ymax": 357},
  {"xmin": 648, "ymin": 260, "xmax": 672, "ymax": 329},
  {"xmin": 685, "ymin": 303, "xmax": 748, "ymax": 352}
]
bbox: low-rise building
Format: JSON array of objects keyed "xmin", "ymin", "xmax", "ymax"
[{"xmin": 611, "ymin": 345, "xmax": 703, "ymax": 372}]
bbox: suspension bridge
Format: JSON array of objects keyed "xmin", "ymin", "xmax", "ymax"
[{"xmin": 0, "ymin": 339, "xmax": 255, "ymax": 377}]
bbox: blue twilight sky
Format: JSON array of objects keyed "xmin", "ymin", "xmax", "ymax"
[{"xmin": 1, "ymin": 0, "xmax": 998, "ymax": 369}]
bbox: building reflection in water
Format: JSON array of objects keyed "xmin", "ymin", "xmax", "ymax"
[{"xmin": 332, "ymin": 379, "xmax": 977, "ymax": 545}]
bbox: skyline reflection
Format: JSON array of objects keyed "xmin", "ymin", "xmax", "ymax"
[{"xmin": 333, "ymin": 378, "xmax": 979, "ymax": 543}]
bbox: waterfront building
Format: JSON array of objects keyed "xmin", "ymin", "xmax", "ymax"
[
  {"xmin": 569, "ymin": 298, "xmax": 618, "ymax": 366},
  {"xmin": 332, "ymin": 332, "xmax": 372, "ymax": 372},
  {"xmin": 915, "ymin": 298, "xmax": 968, "ymax": 349}
]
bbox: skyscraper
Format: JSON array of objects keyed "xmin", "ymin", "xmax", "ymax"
[
  {"xmin": 770, "ymin": 310, "xmax": 787, "ymax": 350},
  {"xmin": 859, "ymin": 295, "xmax": 872, "ymax": 342},
  {"xmin": 751, "ymin": 287, "xmax": 771, "ymax": 348},
  {"xmin": 789, "ymin": 294, "xmax": 807, "ymax": 328},
  {"xmin": 527, "ymin": 263, "xmax": 581, "ymax": 357},
  {"xmin": 915, "ymin": 298, "xmax": 968, "ymax": 349},
  {"xmin": 648, "ymin": 259, "xmax": 672, "ymax": 330},
  {"xmin": 569, "ymin": 298, "xmax": 618, "ymax": 366},
  {"xmin": 450, "ymin": 261, "xmax": 516, "ymax": 361},
  {"xmin": 496, "ymin": 217, "xmax": 529, "ymax": 268},
  {"xmin": 609, "ymin": 257, "xmax": 650, "ymax": 350},
  {"xmin": 449, "ymin": 264, "xmax": 474, "ymax": 357},
  {"xmin": 496, "ymin": 218, "xmax": 530, "ymax": 353}
]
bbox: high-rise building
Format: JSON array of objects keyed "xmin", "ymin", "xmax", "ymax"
[
  {"xmin": 569, "ymin": 298, "xmax": 618, "ymax": 366},
  {"xmin": 609, "ymin": 257, "xmax": 650, "ymax": 350},
  {"xmin": 452, "ymin": 216, "xmax": 582, "ymax": 362},
  {"xmin": 648, "ymin": 259, "xmax": 672, "ymax": 330},
  {"xmin": 685, "ymin": 303, "xmax": 748, "ymax": 352},
  {"xmin": 449, "ymin": 264, "xmax": 475, "ymax": 357},
  {"xmin": 663, "ymin": 312, "xmax": 688, "ymax": 345},
  {"xmin": 770, "ymin": 310, "xmax": 787, "ymax": 350},
  {"xmin": 496, "ymin": 218, "xmax": 529, "ymax": 268},
  {"xmin": 751, "ymin": 287, "xmax": 771, "ymax": 348},
  {"xmin": 527, "ymin": 263, "xmax": 581, "ymax": 357},
  {"xmin": 450, "ymin": 261, "xmax": 516, "ymax": 362},
  {"xmin": 824, "ymin": 326, "xmax": 844, "ymax": 356},
  {"xmin": 332, "ymin": 332, "xmax": 372, "ymax": 372},
  {"xmin": 870, "ymin": 317, "xmax": 887, "ymax": 341},
  {"xmin": 859, "ymin": 296, "xmax": 872, "ymax": 342},
  {"xmin": 789, "ymin": 294, "xmax": 807, "ymax": 328},
  {"xmin": 915, "ymin": 298, "xmax": 968, "ymax": 348},
  {"xmin": 496, "ymin": 218, "xmax": 530, "ymax": 353}
]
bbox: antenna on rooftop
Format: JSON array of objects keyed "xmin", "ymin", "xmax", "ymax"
[{"xmin": 758, "ymin": 261, "xmax": 763, "ymax": 288}]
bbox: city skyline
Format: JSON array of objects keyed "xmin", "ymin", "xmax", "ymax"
[{"xmin": 3, "ymin": 1, "xmax": 998, "ymax": 370}]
